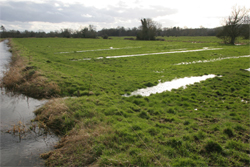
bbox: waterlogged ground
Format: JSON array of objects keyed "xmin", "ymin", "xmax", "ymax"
[
  {"xmin": 7, "ymin": 37, "xmax": 250, "ymax": 166},
  {"xmin": 124, "ymin": 74, "xmax": 220, "ymax": 97},
  {"xmin": 71, "ymin": 47, "xmax": 222, "ymax": 60},
  {"xmin": 175, "ymin": 55, "xmax": 250, "ymax": 65}
]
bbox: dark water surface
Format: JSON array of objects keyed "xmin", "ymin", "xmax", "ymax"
[{"xmin": 0, "ymin": 40, "xmax": 59, "ymax": 166}]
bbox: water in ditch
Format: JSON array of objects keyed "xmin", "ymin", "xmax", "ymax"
[{"xmin": 0, "ymin": 40, "xmax": 59, "ymax": 166}]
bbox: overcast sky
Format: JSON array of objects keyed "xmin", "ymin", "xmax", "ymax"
[{"xmin": 0, "ymin": 0, "xmax": 249, "ymax": 32}]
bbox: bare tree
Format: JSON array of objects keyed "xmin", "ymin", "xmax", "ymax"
[{"xmin": 217, "ymin": 6, "xmax": 250, "ymax": 44}]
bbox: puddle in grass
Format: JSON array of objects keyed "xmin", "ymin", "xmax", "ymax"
[
  {"xmin": 0, "ymin": 40, "xmax": 59, "ymax": 166},
  {"xmin": 124, "ymin": 74, "xmax": 219, "ymax": 97},
  {"xmin": 175, "ymin": 55, "xmax": 250, "ymax": 65}
]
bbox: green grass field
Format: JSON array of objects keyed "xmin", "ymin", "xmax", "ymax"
[{"xmin": 8, "ymin": 36, "xmax": 250, "ymax": 166}]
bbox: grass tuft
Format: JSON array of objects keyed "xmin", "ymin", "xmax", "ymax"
[
  {"xmin": 204, "ymin": 140, "xmax": 223, "ymax": 153},
  {"xmin": 223, "ymin": 128, "xmax": 234, "ymax": 137}
]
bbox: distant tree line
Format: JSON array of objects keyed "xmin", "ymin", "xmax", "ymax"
[
  {"xmin": 98, "ymin": 27, "xmax": 138, "ymax": 37},
  {"xmin": 0, "ymin": 26, "xmax": 220, "ymax": 39},
  {"xmin": 98, "ymin": 26, "xmax": 218, "ymax": 37},
  {"xmin": 160, "ymin": 27, "xmax": 218, "ymax": 36},
  {"xmin": 0, "ymin": 20, "xmax": 248, "ymax": 40},
  {"xmin": 0, "ymin": 25, "xmax": 98, "ymax": 38}
]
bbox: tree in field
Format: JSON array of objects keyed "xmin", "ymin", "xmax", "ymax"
[
  {"xmin": 217, "ymin": 6, "xmax": 250, "ymax": 44},
  {"xmin": 137, "ymin": 18, "xmax": 160, "ymax": 40}
]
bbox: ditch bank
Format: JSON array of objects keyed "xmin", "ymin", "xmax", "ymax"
[
  {"xmin": 0, "ymin": 39, "xmax": 111, "ymax": 166},
  {"xmin": 0, "ymin": 39, "xmax": 59, "ymax": 166},
  {"xmin": 0, "ymin": 39, "xmax": 60, "ymax": 99}
]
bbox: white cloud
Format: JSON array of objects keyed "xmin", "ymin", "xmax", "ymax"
[
  {"xmin": 54, "ymin": 3, "xmax": 60, "ymax": 7},
  {"xmin": 1, "ymin": 1, "xmax": 176, "ymax": 22},
  {"xmin": 81, "ymin": 14, "xmax": 93, "ymax": 18},
  {"xmin": 0, "ymin": 0, "xmax": 249, "ymax": 31}
]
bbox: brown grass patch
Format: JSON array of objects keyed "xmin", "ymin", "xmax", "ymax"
[
  {"xmin": 34, "ymin": 98, "xmax": 71, "ymax": 134},
  {"xmin": 43, "ymin": 122, "xmax": 112, "ymax": 166},
  {"xmin": 35, "ymin": 98, "xmax": 113, "ymax": 166},
  {"xmin": 0, "ymin": 39, "xmax": 60, "ymax": 98}
]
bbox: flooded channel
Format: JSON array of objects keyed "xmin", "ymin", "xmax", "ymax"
[{"xmin": 0, "ymin": 40, "xmax": 59, "ymax": 166}]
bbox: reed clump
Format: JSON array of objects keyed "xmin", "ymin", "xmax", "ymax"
[
  {"xmin": 6, "ymin": 121, "xmax": 27, "ymax": 135},
  {"xmin": 34, "ymin": 98, "xmax": 70, "ymax": 134}
]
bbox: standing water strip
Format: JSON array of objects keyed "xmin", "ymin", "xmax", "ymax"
[
  {"xmin": 70, "ymin": 47, "xmax": 222, "ymax": 61},
  {"xmin": 174, "ymin": 55, "xmax": 250, "ymax": 65},
  {"xmin": 123, "ymin": 74, "xmax": 220, "ymax": 97}
]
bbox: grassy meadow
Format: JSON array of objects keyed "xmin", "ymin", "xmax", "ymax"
[{"xmin": 6, "ymin": 36, "xmax": 250, "ymax": 166}]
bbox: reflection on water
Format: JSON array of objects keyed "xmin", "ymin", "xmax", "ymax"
[
  {"xmin": 0, "ymin": 40, "xmax": 11, "ymax": 78},
  {"xmin": 0, "ymin": 40, "xmax": 59, "ymax": 166},
  {"xmin": 124, "ymin": 74, "xmax": 219, "ymax": 97},
  {"xmin": 0, "ymin": 91, "xmax": 47, "ymax": 130}
]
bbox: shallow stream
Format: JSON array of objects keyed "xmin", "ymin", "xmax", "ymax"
[{"xmin": 0, "ymin": 40, "xmax": 58, "ymax": 166}]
